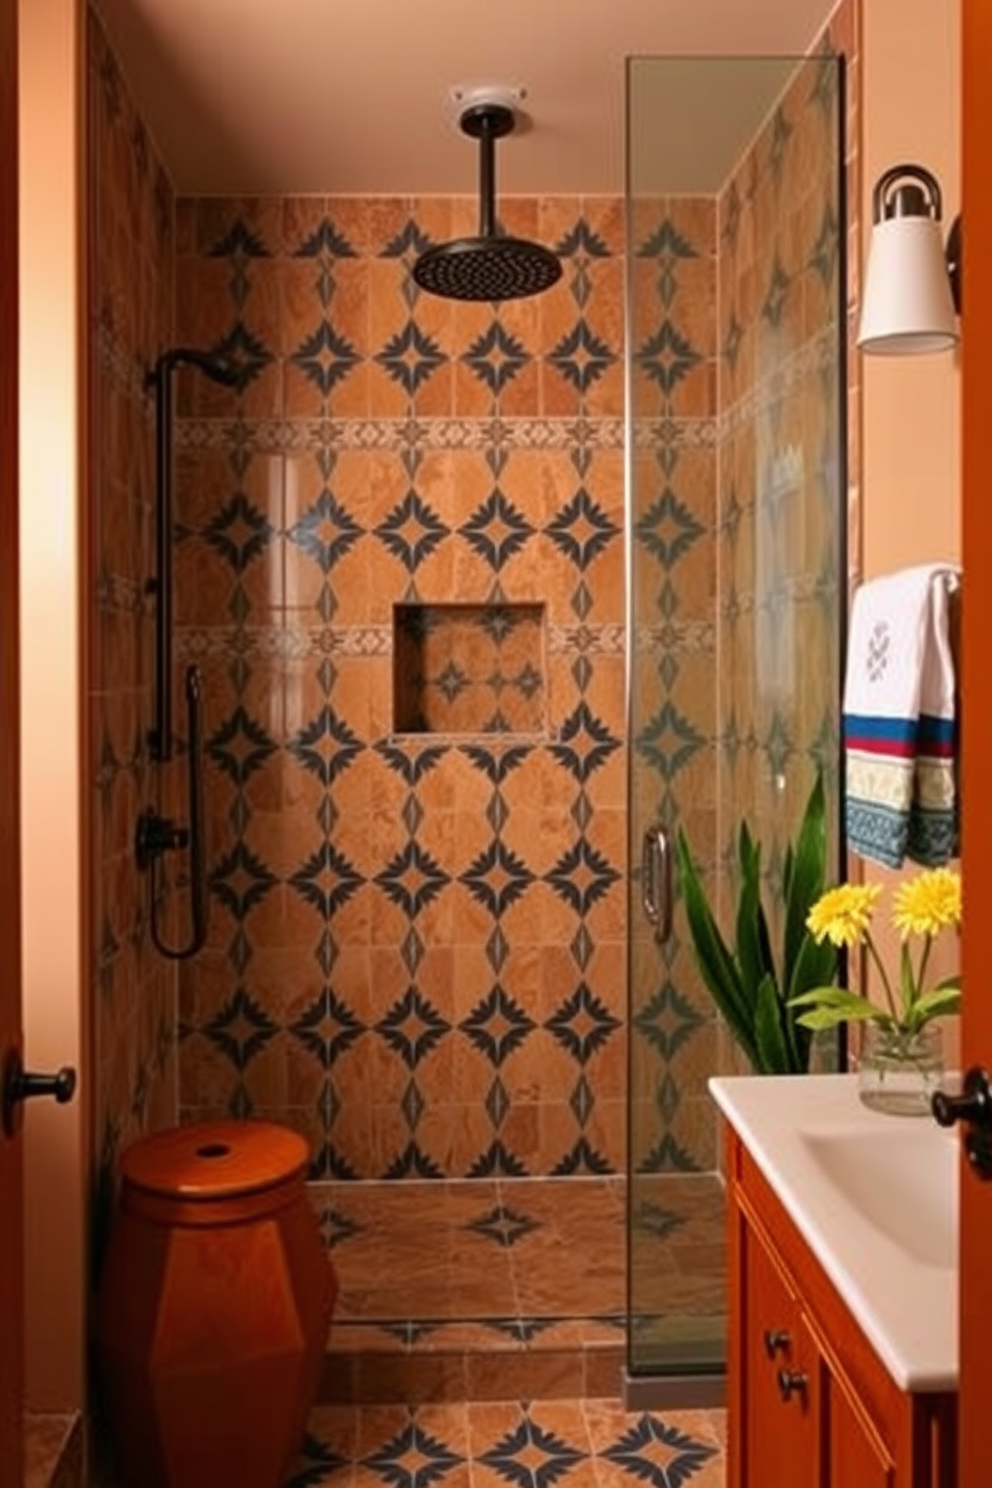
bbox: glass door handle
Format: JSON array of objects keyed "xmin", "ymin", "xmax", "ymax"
[{"xmin": 641, "ymin": 824, "xmax": 673, "ymax": 945}]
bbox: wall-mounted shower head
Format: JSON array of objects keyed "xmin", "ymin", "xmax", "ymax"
[
  {"xmin": 148, "ymin": 347, "xmax": 242, "ymax": 389},
  {"xmin": 413, "ymin": 100, "xmax": 562, "ymax": 303}
]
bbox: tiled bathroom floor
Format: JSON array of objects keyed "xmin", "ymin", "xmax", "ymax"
[
  {"xmin": 96, "ymin": 1176, "xmax": 728, "ymax": 1486},
  {"xmin": 315, "ymin": 1174, "xmax": 726, "ymax": 1403},
  {"xmin": 284, "ymin": 1399, "xmax": 727, "ymax": 1488}
]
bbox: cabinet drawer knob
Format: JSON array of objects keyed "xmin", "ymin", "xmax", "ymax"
[
  {"xmin": 763, "ymin": 1329, "xmax": 790, "ymax": 1357},
  {"xmin": 777, "ymin": 1368, "xmax": 807, "ymax": 1401}
]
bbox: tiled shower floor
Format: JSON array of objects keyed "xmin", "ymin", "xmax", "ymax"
[{"xmin": 313, "ymin": 1174, "xmax": 726, "ymax": 1404}]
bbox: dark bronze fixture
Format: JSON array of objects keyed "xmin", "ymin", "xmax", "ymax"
[
  {"xmin": 139, "ymin": 349, "xmax": 237, "ymax": 960},
  {"xmin": 136, "ymin": 666, "xmax": 209, "ymax": 960},
  {"xmin": 932, "ymin": 1066, "xmax": 992, "ymax": 1180},
  {"xmin": 2, "ymin": 1049, "xmax": 77, "ymax": 1137},
  {"xmin": 412, "ymin": 100, "xmax": 562, "ymax": 302},
  {"xmin": 777, "ymin": 1369, "xmax": 807, "ymax": 1402},
  {"xmin": 145, "ymin": 348, "xmax": 238, "ymax": 763}
]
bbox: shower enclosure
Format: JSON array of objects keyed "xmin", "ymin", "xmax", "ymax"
[
  {"xmin": 625, "ymin": 52, "xmax": 847, "ymax": 1389},
  {"xmin": 87, "ymin": 0, "xmax": 850, "ymax": 1419}
]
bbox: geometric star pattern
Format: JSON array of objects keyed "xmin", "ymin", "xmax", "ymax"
[
  {"xmin": 286, "ymin": 1406, "xmax": 724, "ymax": 1488},
  {"xmin": 93, "ymin": 0, "xmax": 850, "ymax": 1221},
  {"xmin": 102, "ymin": 30, "xmax": 844, "ymax": 1191}
]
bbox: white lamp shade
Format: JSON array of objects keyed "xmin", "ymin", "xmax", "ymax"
[{"xmin": 857, "ymin": 214, "xmax": 958, "ymax": 355}]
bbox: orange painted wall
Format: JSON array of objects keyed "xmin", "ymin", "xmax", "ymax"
[
  {"xmin": 861, "ymin": 0, "xmax": 961, "ymax": 576},
  {"xmin": 18, "ymin": 0, "xmax": 87, "ymax": 1411},
  {"xmin": 858, "ymin": 0, "xmax": 961, "ymax": 1015}
]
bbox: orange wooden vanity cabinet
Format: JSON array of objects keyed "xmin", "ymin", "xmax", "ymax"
[{"xmin": 725, "ymin": 1127, "xmax": 957, "ymax": 1488}]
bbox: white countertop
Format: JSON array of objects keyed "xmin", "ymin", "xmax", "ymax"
[{"xmin": 710, "ymin": 1072, "xmax": 958, "ymax": 1392}]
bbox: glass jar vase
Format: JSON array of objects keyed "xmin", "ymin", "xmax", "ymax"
[{"xmin": 857, "ymin": 1022, "xmax": 944, "ymax": 1117}]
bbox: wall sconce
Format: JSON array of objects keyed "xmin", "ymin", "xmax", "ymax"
[{"xmin": 857, "ymin": 164, "xmax": 961, "ymax": 355}]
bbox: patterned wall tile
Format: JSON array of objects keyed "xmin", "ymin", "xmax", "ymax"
[
  {"xmin": 711, "ymin": 30, "xmax": 851, "ymax": 985},
  {"xmin": 628, "ymin": 11, "xmax": 855, "ymax": 1174},
  {"xmin": 626, "ymin": 329, "xmax": 720, "ymax": 1176},
  {"xmin": 87, "ymin": 7, "xmax": 179, "ymax": 1251},
  {"xmin": 90, "ymin": 8, "xmax": 858, "ymax": 1201},
  {"xmin": 173, "ymin": 192, "xmax": 628, "ymax": 1178}
]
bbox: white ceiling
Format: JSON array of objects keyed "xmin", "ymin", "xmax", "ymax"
[{"xmin": 95, "ymin": 0, "xmax": 839, "ymax": 197}]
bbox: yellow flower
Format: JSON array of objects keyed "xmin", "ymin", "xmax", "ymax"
[
  {"xmin": 893, "ymin": 867, "xmax": 962, "ymax": 939},
  {"xmin": 806, "ymin": 883, "xmax": 883, "ymax": 947}
]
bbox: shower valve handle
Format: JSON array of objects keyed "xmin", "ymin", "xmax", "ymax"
[{"xmin": 135, "ymin": 809, "xmax": 190, "ymax": 869}]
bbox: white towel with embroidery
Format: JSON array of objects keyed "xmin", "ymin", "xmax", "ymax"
[{"xmin": 843, "ymin": 563, "xmax": 960, "ymax": 868}]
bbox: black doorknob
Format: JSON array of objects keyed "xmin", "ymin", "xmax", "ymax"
[
  {"xmin": 932, "ymin": 1066, "xmax": 992, "ymax": 1130},
  {"xmin": 2, "ymin": 1050, "xmax": 77, "ymax": 1137}
]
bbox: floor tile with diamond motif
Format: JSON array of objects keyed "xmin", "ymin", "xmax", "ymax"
[
  {"xmin": 284, "ymin": 1402, "xmax": 725, "ymax": 1488},
  {"xmin": 309, "ymin": 1176, "xmax": 724, "ymax": 1407}
]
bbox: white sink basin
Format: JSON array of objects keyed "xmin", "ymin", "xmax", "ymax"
[
  {"xmin": 801, "ymin": 1124, "xmax": 958, "ymax": 1271},
  {"xmin": 710, "ymin": 1074, "xmax": 960, "ymax": 1389}
]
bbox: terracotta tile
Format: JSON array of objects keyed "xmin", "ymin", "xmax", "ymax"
[
  {"xmin": 540, "ymin": 361, "xmax": 582, "ymax": 419},
  {"xmin": 496, "ymin": 284, "xmax": 542, "ymax": 360},
  {"xmin": 273, "ymin": 195, "xmax": 325, "ymax": 255},
  {"xmin": 417, "ymin": 1321, "xmax": 518, "ymax": 1356},
  {"xmin": 315, "ymin": 1351, "xmax": 362, "ymax": 1406},
  {"xmin": 360, "ymin": 196, "xmax": 409, "ymax": 255},
  {"xmin": 582, "ymin": 1350, "xmax": 623, "ymax": 1400},
  {"xmin": 452, "ymin": 359, "xmax": 496, "ymax": 419},
  {"xmin": 167, "ymin": 192, "xmax": 195, "ymax": 256},
  {"xmin": 192, "ymin": 197, "xmax": 279, "ymax": 256},
  {"xmin": 329, "ymin": 197, "xmax": 374, "ymax": 256},
  {"xmin": 583, "ymin": 197, "xmax": 626, "ymax": 256},
  {"xmin": 468, "ymin": 1350, "xmax": 589, "ymax": 1407},
  {"xmin": 173, "ymin": 263, "xmax": 236, "ymax": 382}
]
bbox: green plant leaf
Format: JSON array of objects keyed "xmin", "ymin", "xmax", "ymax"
[
  {"xmin": 900, "ymin": 941, "xmax": 917, "ymax": 1019},
  {"xmin": 935, "ymin": 974, "xmax": 962, "ymax": 991},
  {"xmin": 676, "ymin": 828, "xmax": 758, "ymax": 1067},
  {"xmin": 903, "ymin": 985, "xmax": 962, "ymax": 1031},
  {"xmin": 787, "ymin": 931, "xmax": 837, "ymax": 1000},
  {"xmin": 789, "ymin": 986, "xmax": 880, "ymax": 1015},
  {"xmin": 735, "ymin": 825, "xmax": 776, "ymax": 995},
  {"xmin": 785, "ymin": 931, "xmax": 836, "ymax": 1071},
  {"xmin": 754, "ymin": 973, "xmax": 794, "ymax": 1073},
  {"xmin": 794, "ymin": 1004, "xmax": 890, "ymax": 1032},
  {"xmin": 782, "ymin": 773, "xmax": 828, "ymax": 997}
]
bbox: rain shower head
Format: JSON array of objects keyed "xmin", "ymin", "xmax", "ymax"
[{"xmin": 412, "ymin": 100, "xmax": 562, "ymax": 303}]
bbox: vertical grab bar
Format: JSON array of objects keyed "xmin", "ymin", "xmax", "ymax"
[
  {"xmin": 641, "ymin": 824, "xmax": 673, "ymax": 946},
  {"xmin": 136, "ymin": 345, "xmax": 239, "ymax": 960},
  {"xmin": 136, "ymin": 665, "xmax": 208, "ymax": 960},
  {"xmin": 146, "ymin": 357, "xmax": 174, "ymax": 762}
]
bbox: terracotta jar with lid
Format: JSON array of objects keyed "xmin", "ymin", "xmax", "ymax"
[{"xmin": 97, "ymin": 1120, "xmax": 336, "ymax": 1488}]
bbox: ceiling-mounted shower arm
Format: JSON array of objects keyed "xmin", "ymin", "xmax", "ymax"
[
  {"xmin": 478, "ymin": 118, "xmax": 496, "ymax": 239},
  {"xmin": 463, "ymin": 102, "xmax": 515, "ymax": 241}
]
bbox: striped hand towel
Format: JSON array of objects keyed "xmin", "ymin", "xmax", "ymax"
[{"xmin": 843, "ymin": 563, "xmax": 960, "ymax": 869}]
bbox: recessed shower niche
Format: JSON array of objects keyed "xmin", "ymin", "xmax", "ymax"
[{"xmin": 393, "ymin": 602, "xmax": 547, "ymax": 736}]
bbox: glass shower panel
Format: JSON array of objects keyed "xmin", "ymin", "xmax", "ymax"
[{"xmin": 626, "ymin": 53, "xmax": 845, "ymax": 1380}]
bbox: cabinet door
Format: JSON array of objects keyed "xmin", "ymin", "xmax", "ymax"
[
  {"xmin": 741, "ymin": 1213, "xmax": 818, "ymax": 1488},
  {"xmin": 826, "ymin": 1369, "xmax": 895, "ymax": 1488}
]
